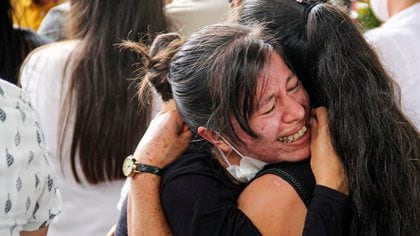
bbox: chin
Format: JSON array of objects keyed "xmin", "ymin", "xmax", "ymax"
[
  {"xmin": 290, "ymin": 153, "xmax": 310, "ymax": 162},
  {"xmin": 261, "ymin": 151, "xmax": 310, "ymax": 164},
  {"xmin": 292, "ymin": 147, "xmax": 311, "ymax": 161},
  {"xmin": 274, "ymin": 147, "xmax": 311, "ymax": 163}
]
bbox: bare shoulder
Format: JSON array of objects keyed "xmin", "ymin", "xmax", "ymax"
[{"xmin": 238, "ymin": 174, "xmax": 307, "ymax": 236}]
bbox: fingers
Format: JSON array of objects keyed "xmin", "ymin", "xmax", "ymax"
[
  {"xmin": 310, "ymin": 116, "xmax": 318, "ymax": 144},
  {"xmin": 311, "ymin": 106, "xmax": 329, "ymax": 128},
  {"xmin": 180, "ymin": 124, "xmax": 192, "ymax": 141},
  {"xmin": 309, "ymin": 107, "xmax": 349, "ymax": 194},
  {"xmin": 310, "ymin": 106, "xmax": 331, "ymax": 149},
  {"xmin": 310, "ymin": 107, "xmax": 329, "ymax": 143}
]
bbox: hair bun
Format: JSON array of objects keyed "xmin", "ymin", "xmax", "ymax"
[
  {"xmin": 145, "ymin": 33, "xmax": 183, "ymax": 101},
  {"xmin": 149, "ymin": 33, "xmax": 181, "ymax": 57}
]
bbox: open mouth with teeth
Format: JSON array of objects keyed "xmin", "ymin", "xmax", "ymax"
[{"xmin": 277, "ymin": 126, "xmax": 307, "ymax": 143}]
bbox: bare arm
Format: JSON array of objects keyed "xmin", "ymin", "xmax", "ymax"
[
  {"xmin": 302, "ymin": 107, "xmax": 351, "ymax": 236},
  {"xmin": 238, "ymin": 174, "xmax": 307, "ymax": 236},
  {"xmin": 128, "ymin": 101, "xmax": 192, "ymax": 236},
  {"xmin": 128, "ymin": 172, "xmax": 170, "ymax": 235}
]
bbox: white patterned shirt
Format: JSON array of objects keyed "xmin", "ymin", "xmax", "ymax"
[{"xmin": 0, "ymin": 79, "xmax": 62, "ymax": 235}]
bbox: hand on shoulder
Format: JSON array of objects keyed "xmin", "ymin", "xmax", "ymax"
[{"xmin": 310, "ymin": 107, "xmax": 348, "ymax": 195}]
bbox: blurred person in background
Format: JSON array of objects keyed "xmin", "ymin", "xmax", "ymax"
[
  {"xmin": 37, "ymin": 1, "xmax": 69, "ymax": 41},
  {"xmin": 19, "ymin": 0, "xmax": 167, "ymax": 235},
  {"xmin": 12, "ymin": 0, "xmax": 61, "ymax": 31},
  {"xmin": 165, "ymin": 0, "xmax": 229, "ymax": 36},
  {"xmin": 1, "ymin": 0, "xmax": 49, "ymax": 85},
  {"xmin": 38, "ymin": 0, "xmax": 230, "ymax": 42},
  {"xmin": 0, "ymin": 78, "xmax": 62, "ymax": 236},
  {"xmin": 365, "ymin": 0, "xmax": 420, "ymax": 129}
]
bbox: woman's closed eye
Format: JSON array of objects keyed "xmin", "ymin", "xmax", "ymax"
[
  {"xmin": 287, "ymin": 80, "xmax": 301, "ymax": 93},
  {"xmin": 262, "ymin": 104, "xmax": 275, "ymax": 115}
]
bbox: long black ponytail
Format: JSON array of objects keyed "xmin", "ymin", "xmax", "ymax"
[{"xmin": 306, "ymin": 3, "xmax": 420, "ymax": 235}]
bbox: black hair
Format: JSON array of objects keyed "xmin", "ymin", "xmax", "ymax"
[
  {"xmin": 169, "ymin": 23, "xmax": 279, "ymax": 144},
  {"xmin": 129, "ymin": 23, "xmax": 292, "ymax": 145}
]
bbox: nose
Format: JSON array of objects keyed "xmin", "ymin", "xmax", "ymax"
[{"xmin": 280, "ymin": 96, "xmax": 306, "ymax": 124}]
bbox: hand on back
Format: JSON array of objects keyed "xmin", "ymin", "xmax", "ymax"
[{"xmin": 133, "ymin": 100, "xmax": 192, "ymax": 168}]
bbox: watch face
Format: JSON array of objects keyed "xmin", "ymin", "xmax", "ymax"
[{"xmin": 122, "ymin": 156, "xmax": 135, "ymax": 177}]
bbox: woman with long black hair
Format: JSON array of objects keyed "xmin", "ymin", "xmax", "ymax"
[{"xmin": 20, "ymin": 0, "xmax": 168, "ymax": 235}]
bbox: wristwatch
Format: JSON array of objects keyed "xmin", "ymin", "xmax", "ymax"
[{"xmin": 122, "ymin": 155, "xmax": 163, "ymax": 177}]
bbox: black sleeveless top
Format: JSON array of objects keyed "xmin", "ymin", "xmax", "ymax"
[
  {"xmin": 255, "ymin": 159, "xmax": 315, "ymax": 208},
  {"xmin": 115, "ymin": 145, "xmax": 351, "ymax": 236}
]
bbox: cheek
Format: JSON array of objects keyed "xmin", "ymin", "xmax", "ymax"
[
  {"xmin": 249, "ymin": 116, "xmax": 282, "ymax": 140},
  {"xmin": 298, "ymin": 89, "xmax": 310, "ymax": 108},
  {"xmin": 292, "ymin": 89, "xmax": 311, "ymax": 120}
]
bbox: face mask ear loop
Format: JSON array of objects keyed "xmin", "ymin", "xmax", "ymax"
[
  {"xmin": 214, "ymin": 132, "xmax": 235, "ymax": 166},
  {"xmin": 218, "ymin": 135, "xmax": 245, "ymax": 159},
  {"xmin": 215, "ymin": 146, "xmax": 232, "ymax": 167}
]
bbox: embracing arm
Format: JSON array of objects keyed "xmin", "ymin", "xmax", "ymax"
[
  {"xmin": 310, "ymin": 107, "xmax": 348, "ymax": 194},
  {"xmin": 129, "ymin": 172, "xmax": 170, "ymax": 235},
  {"xmin": 303, "ymin": 107, "xmax": 351, "ymax": 235},
  {"xmin": 122, "ymin": 102, "xmax": 260, "ymax": 236},
  {"xmin": 127, "ymin": 101, "xmax": 192, "ymax": 236}
]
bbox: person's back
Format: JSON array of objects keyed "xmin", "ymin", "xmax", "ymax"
[
  {"xmin": 365, "ymin": 1, "xmax": 420, "ymax": 129},
  {"xmin": 19, "ymin": 0, "xmax": 167, "ymax": 235},
  {"xmin": 37, "ymin": 2, "xmax": 70, "ymax": 41},
  {"xmin": 0, "ymin": 78, "xmax": 62, "ymax": 236}
]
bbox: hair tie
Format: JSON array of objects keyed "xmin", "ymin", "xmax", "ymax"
[
  {"xmin": 296, "ymin": 0, "xmax": 323, "ymax": 22},
  {"xmin": 304, "ymin": 3, "xmax": 319, "ymax": 17}
]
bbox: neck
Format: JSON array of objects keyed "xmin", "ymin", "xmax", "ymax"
[{"xmin": 388, "ymin": 0, "xmax": 419, "ymax": 17}]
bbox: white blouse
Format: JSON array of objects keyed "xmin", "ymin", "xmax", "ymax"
[
  {"xmin": 365, "ymin": 3, "xmax": 420, "ymax": 130},
  {"xmin": 20, "ymin": 41, "xmax": 125, "ymax": 236}
]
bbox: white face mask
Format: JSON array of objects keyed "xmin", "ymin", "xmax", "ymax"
[
  {"xmin": 215, "ymin": 135, "xmax": 267, "ymax": 183},
  {"xmin": 370, "ymin": 0, "xmax": 390, "ymax": 22}
]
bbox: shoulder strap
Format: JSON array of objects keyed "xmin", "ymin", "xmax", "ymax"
[{"xmin": 255, "ymin": 161, "xmax": 315, "ymax": 208}]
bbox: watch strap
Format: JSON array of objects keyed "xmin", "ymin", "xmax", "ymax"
[{"xmin": 135, "ymin": 163, "xmax": 163, "ymax": 176}]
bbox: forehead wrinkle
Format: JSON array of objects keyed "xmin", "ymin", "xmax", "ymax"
[
  {"xmin": 256, "ymin": 69, "xmax": 295, "ymax": 109},
  {"xmin": 254, "ymin": 67, "xmax": 270, "ymax": 109}
]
